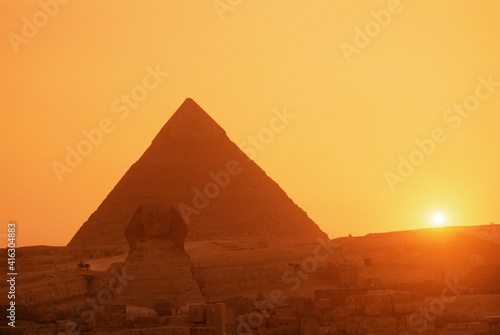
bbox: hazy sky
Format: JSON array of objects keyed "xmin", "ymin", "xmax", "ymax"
[{"xmin": 1, "ymin": 0, "xmax": 499, "ymax": 247}]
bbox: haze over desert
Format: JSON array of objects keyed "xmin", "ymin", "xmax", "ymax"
[{"xmin": 1, "ymin": 1, "xmax": 500, "ymax": 334}]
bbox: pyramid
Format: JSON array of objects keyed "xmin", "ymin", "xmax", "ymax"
[{"xmin": 68, "ymin": 98, "xmax": 327, "ymax": 250}]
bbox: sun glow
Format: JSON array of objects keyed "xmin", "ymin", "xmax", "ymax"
[{"xmin": 432, "ymin": 213, "xmax": 446, "ymax": 226}]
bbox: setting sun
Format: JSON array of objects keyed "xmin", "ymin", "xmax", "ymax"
[{"xmin": 433, "ymin": 213, "xmax": 446, "ymax": 226}]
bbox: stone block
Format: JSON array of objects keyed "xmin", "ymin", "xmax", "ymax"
[
  {"xmin": 133, "ymin": 316, "xmax": 160, "ymax": 328},
  {"xmin": 154, "ymin": 302, "xmax": 172, "ymax": 310},
  {"xmin": 347, "ymin": 290, "xmax": 421, "ymax": 316},
  {"xmin": 190, "ymin": 327, "xmax": 217, "ymax": 335},
  {"xmin": 95, "ymin": 312, "xmax": 127, "ymax": 329},
  {"xmin": 159, "ymin": 316, "xmax": 190, "ymax": 327},
  {"xmin": 103, "ymin": 305, "xmax": 127, "ymax": 314},
  {"xmin": 274, "ymin": 304, "xmax": 295, "ymax": 317},
  {"xmin": 188, "ymin": 306, "xmax": 206, "ymax": 323},
  {"xmin": 156, "ymin": 308, "xmax": 172, "ymax": 317},
  {"xmin": 126, "ymin": 306, "xmax": 158, "ymax": 321}
]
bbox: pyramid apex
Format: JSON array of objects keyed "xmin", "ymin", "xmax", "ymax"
[
  {"xmin": 154, "ymin": 98, "xmax": 226, "ymax": 142},
  {"xmin": 181, "ymin": 97, "xmax": 197, "ymax": 106}
]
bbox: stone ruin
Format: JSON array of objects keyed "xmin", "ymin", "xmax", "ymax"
[
  {"xmin": 124, "ymin": 203, "xmax": 188, "ymax": 253},
  {"xmin": 345, "ymin": 290, "xmax": 435, "ymax": 335},
  {"xmin": 113, "ymin": 202, "xmax": 205, "ymax": 309},
  {"xmin": 228, "ymin": 290, "xmax": 433, "ymax": 335},
  {"xmin": 0, "ymin": 203, "xmax": 230, "ymax": 335}
]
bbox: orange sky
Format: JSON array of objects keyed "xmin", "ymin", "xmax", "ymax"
[{"xmin": 1, "ymin": 0, "xmax": 499, "ymax": 247}]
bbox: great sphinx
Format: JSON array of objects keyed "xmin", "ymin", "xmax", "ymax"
[
  {"xmin": 113, "ymin": 202, "xmax": 204, "ymax": 309},
  {"xmin": 125, "ymin": 202, "xmax": 188, "ymax": 254}
]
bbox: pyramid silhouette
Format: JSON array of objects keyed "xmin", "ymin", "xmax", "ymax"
[{"xmin": 68, "ymin": 98, "xmax": 327, "ymax": 249}]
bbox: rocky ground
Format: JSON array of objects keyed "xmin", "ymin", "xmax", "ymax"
[{"xmin": 1, "ymin": 225, "xmax": 499, "ymax": 334}]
